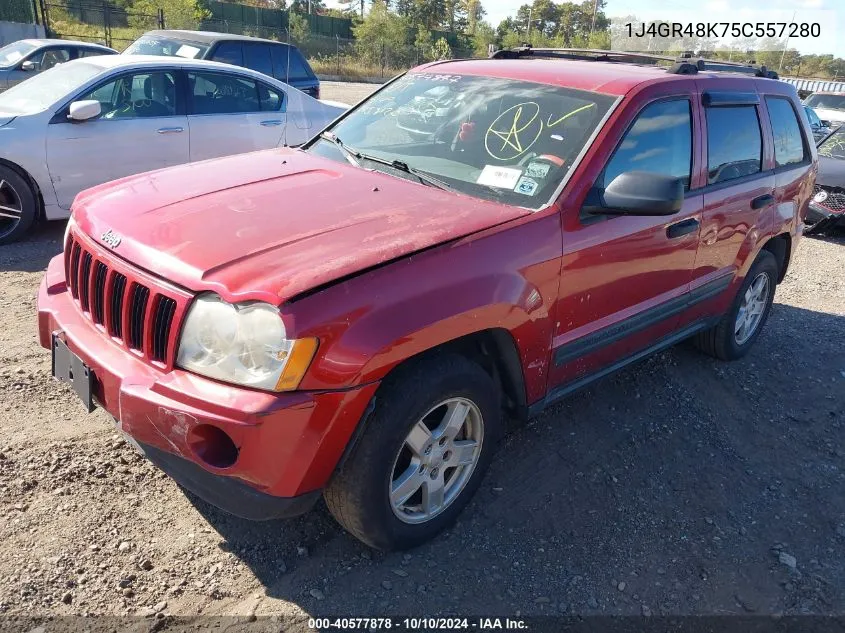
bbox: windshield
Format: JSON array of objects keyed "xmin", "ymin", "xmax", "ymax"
[
  {"xmin": 0, "ymin": 41, "xmax": 37, "ymax": 68},
  {"xmin": 818, "ymin": 128, "xmax": 845, "ymax": 160},
  {"xmin": 0, "ymin": 61, "xmax": 103, "ymax": 114},
  {"xmin": 307, "ymin": 73, "xmax": 617, "ymax": 208},
  {"xmin": 805, "ymin": 94, "xmax": 845, "ymax": 112},
  {"xmin": 123, "ymin": 35, "xmax": 208, "ymax": 59}
]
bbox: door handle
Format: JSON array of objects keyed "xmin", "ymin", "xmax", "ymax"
[
  {"xmin": 751, "ymin": 194, "xmax": 775, "ymax": 209},
  {"xmin": 259, "ymin": 120, "xmax": 284, "ymax": 127},
  {"xmin": 666, "ymin": 218, "xmax": 700, "ymax": 239},
  {"xmin": 156, "ymin": 127, "xmax": 183, "ymax": 134}
]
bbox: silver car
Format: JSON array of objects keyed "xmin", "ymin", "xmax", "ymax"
[
  {"xmin": 0, "ymin": 39, "xmax": 116, "ymax": 91},
  {"xmin": 0, "ymin": 55, "xmax": 346, "ymax": 244}
]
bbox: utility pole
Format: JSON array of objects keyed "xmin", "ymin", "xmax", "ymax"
[
  {"xmin": 527, "ymin": 6, "xmax": 532, "ymax": 40},
  {"xmin": 778, "ymin": 9, "xmax": 796, "ymax": 71}
]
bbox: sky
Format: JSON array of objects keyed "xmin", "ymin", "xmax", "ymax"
[{"xmin": 324, "ymin": 0, "xmax": 844, "ymax": 57}]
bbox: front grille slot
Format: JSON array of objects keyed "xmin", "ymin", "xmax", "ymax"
[
  {"xmin": 128, "ymin": 284, "xmax": 150, "ymax": 351},
  {"xmin": 110, "ymin": 273, "xmax": 127, "ymax": 337},
  {"xmin": 62, "ymin": 230, "xmax": 186, "ymax": 367},
  {"xmin": 78, "ymin": 252, "xmax": 93, "ymax": 312},
  {"xmin": 151, "ymin": 296, "xmax": 177, "ymax": 362},
  {"xmin": 92, "ymin": 262, "xmax": 107, "ymax": 324},
  {"xmin": 68, "ymin": 243, "xmax": 82, "ymax": 299}
]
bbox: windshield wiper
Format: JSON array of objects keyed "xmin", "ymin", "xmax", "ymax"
[
  {"xmin": 319, "ymin": 131, "xmax": 454, "ymax": 193},
  {"xmin": 319, "ymin": 131, "xmax": 361, "ymax": 166}
]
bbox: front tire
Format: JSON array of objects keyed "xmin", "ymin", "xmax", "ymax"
[
  {"xmin": 324, "ymin": 354, "xmax": 502, "ymax": 550},
  {"xmin": 694, "ymin": 250, "xmax": 778, "ymax": 360},
  {"xmin": 0, "ymin": 165, "xmax": 37, "ymax": 245}
]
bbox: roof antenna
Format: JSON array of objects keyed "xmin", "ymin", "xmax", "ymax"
[{"xmin": 283, "ymin": 19, "xmax": 292, "ymax": 148}]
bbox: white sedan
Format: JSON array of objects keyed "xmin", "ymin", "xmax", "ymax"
[{"xmin": 0, "ymin": 55, "xmax": 346, "ymax": 244}]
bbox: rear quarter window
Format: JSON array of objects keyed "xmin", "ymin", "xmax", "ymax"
[
  {"xmin": 271, "ymin": 45, "xmax": 313, "ymax": 82},
  {"xmin": 766, "ymin": 97, "xmax": 808, "ymax": 167}
]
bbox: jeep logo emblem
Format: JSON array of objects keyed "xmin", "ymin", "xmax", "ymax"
[{"xmin": 100, "ymin": 229, "xmax": 121, "ymax": 248}]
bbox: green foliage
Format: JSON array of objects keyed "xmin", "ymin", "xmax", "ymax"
[
  {"xmin": 353, "ymin": 0, "xmax": 410, "ymax": 66},
  {"xmin": 288, "ymin": 12, "xmax": 309, "ymax": 43},
  {"xmin": 472, "ymin": 20, "xmax": 496, "ymax": 57},
  {"xmin": 430, "ymin": 36, "xmax": 451, "ymax": 59},
  {"xmin": 130, "ymin": 0, "xmax": 208, "ymax": 29}
]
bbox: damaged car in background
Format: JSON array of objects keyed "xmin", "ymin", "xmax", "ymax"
[{"xmin": 807, "ymin": 126, "xmax": 845, "ymax": 234}]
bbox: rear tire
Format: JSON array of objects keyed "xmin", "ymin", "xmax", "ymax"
[
  {"xmin": 0, "ymin": 165, "xmax": 37, "ymax": 245},
  {"xmin": 324, "ymin": 354, "xmax": 502, "ymax": 550},
  {"xmin": 694, "ymin": 250, "xmax": 778, "ymax": 361}
]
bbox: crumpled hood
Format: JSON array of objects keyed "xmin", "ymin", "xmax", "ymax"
[
  {"xmin": 813, "ymin": 107, "xmax": 845, "ymax": 124},
  {"xmin": 72, "ymin": 148, "xmax": 530, "ymax": 303},
  {"xmin": 817, "ymin": 156, "xmax": 845, "ymax": 187}
]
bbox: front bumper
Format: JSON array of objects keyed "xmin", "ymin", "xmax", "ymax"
[
  {"xmin": 806, "ymin": 202, "xmax": 845, "ymax": 233},
  {"xmin": 37, "ymin": 254, "xmax": 378, "ymax": 519}
]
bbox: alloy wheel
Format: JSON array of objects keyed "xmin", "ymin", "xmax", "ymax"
[
  {"xmin": 0, "ymin": 179, "xmax": 23, "ymax": 241},
  {"xmin": 734, "ymin": 272, "xmax": 770, "ymax": 345},
  {"xmin": 389, "ymin": 397, "xmax": 484, "ymax": 524}
]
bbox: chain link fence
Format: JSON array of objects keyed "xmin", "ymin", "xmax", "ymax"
[
  {"xmin": 1, "ymin": 0, "xmax": 37, "ymax": 24},
  {"xmin": 41, "ymin": 0, "xmax": 162, "ymax": 49}
]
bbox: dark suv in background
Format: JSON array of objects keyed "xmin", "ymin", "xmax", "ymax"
[{"xmin": 123, "ymin": 30, "xmax": 320, "ymax": 98}]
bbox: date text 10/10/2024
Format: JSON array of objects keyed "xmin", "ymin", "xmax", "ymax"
[{"xmin": 307, "ymin": 618, "xmax": 528, "ymax": 630}]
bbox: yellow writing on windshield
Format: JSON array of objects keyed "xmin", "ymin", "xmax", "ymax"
[
  {"xmin": 546, "ymin": 103, "xmax": 596, "ymax": 128},
  {"xmin": 485, "ymin": 102, "xmax": 543, "ymax": 160}
]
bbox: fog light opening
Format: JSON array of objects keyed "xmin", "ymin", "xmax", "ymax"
[{"xmin": 187, "ymin": 424, "xmax": 238, "ymax": 469}]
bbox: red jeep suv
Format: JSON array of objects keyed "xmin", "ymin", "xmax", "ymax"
[{"xmin": 38, "ymin": 49, "xmax": 816, "ymax": 550}]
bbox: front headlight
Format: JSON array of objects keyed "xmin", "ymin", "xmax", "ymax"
[{"xmin": 176, "ymin": 294, "xmax": 317, "ymax": 391}]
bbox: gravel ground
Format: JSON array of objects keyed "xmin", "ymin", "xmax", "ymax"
[{"xmin": 0, "ymin": 82, "xmax": 844, "ymax": 624}]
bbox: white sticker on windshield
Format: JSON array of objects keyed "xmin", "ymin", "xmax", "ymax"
[
  {"xmin": 524, "ymin": 162, "xmax": 551, "ymax": 179},
  {"xmin": 175, "ymin": 44, "xmax": 202, "ymax": 59},
  {"xmin": 514, "ymin": 176, "xmax": 539, "ymax": 196},
  {"xmin": 477, "ymin": 165, "xmax": 522, "ymax": 189}
]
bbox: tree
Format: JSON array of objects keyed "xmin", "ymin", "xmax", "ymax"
[
  {"xmin": 430, "ymin": 36, "xmax": 451, "ymax": 59},
  {"xmin": 288, "ymin": 12, "xmax": 309, "ymax": 44},
  {"xmin": 353, "ymin": 0, "xmax": 410, "ymax": 66},
  {"xmin": 131, "ymin": 0, "xmax": 207, "ymax": 29},
  {"xmin": 465, "ymin": 0, "xmax": 483, "ymax": 35},
  {"xmin": 471, "ymin": 20, "xmax": 496, "ymax": 56},
  {"xmin": 289, "ymin": 0, "xmax": 326, "ymax": 13}
]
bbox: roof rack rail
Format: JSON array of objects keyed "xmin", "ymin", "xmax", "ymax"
[{"xmin": 489, "ymin": 46, "xmax": 779, "ymax": 79}]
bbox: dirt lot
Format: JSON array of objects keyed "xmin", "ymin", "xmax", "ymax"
[{"xmin": 1, "ymin": 82, "xmax": 844, "ymax": 624}]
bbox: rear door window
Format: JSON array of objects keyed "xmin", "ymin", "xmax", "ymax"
[
  {"xmin": 77, "ymin": 48, "xmax": 107, "ymax": 58},
  {"xmin": 766, "ymin": 97, "xmax": 808, "ymax": 167},
  {"xmin": 257, "ymin": 83, "xmax": 285, "ymax": 112},
  {"xmin": 243, "ymin": 43, "xmax": 273, "ymax": 78},
  {"xmin": 210, "ymin": 42, "xmax": 244, "ymax": 67},
  {"xmin": 705, "ymin": 105, "xmax": 763, "ymax": 184},
  {"xmin": 189, "ymin": 71, "xmax": 261, "ymax": 114}
]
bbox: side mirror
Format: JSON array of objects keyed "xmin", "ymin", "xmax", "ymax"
[
  {"xmin": 20, "ymin": 60, "xmax": 38, "ymax": 71},
  {"xmin": 588, "ymin": 171, "xmax": 684, "ymax": 216},
  {"xmin": 67, "ymin": 100, "xmax": 101, "ymax": 122},
  {"xmin": 820, "ymin": 120, "xmax": 832, "ymax": 127}
]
